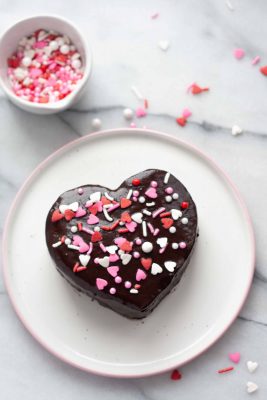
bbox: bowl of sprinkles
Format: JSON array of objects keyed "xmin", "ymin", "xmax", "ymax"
[{"xmin": 0, "ymin": 15, "xmax": 91, "ymax": 114}]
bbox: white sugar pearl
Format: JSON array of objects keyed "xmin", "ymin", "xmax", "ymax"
[
  {"xmin": 119, "ymin": 221, "xmax": 124, "ymax": 226},
  {"xmin": 60, "ymin": 44, "xmax": 70, "ymax": 54},
  {"xmin": 181, "ymin": 217, "xmax": 188, "ymax": 224},
  {"xmin": 14, "ymin": 68, "xmax": 28, "ymax": 81},
  {"xmin": 169, "ymin": 227, "xmax": 176, "ymax": 233},
  {"xmin": 65, "ymin": 238, "xmax": 71, "ymax": 245},
  {"xmin": 71, "ymin": 226, "xmax": 78, "ymax": 233},
  {"xmin": 94, "ymin": 226, "xmax": 100, "ymax": 232},
  {"xmin": 172, "ymin": 243, "xmax": 179, "ymax": 249},
  {"xmin": 139, "ymin": 196, "xmax": 145, "ymax": 203},
  {"xmin": 172, "ymin": 193, "xmax": 179, "ymax": 200},
  {"xmin": 91, "ymin": 118, "xmax": 102, "ymax": 130},
  {"xmin": 22, "ymin": 56, "xmax": 32, "ymax": 67},
  {"xmin": 165, "ymin": 195, "xmax": 172, "ymax": 203},
  {"xmin": 142, "ymin": 241, "xmax": 153, "ymax": 253},
  {"xmin": 123, "ymin": 108, "xmax": 134, "ymax": 120},
  {"xmin": 49, "ymin": 40, "xmax": 59, "ymax": 51},
  {"xmin": 71, "ymin": 59, "xmax": 81, "ymax": 69}
]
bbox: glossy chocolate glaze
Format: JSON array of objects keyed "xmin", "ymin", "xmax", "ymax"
[{"xmin": 46, "ymin": 169, "xmax": 198, "ymax": 318}]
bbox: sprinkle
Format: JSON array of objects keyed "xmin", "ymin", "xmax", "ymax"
[
  {"xmin": 136, "ymin": 107, "xmax": 147, "ymax": 118},
  {"xmin": 172, "ymin": 243, "xmax": 179, "ymax": 249},
  {"xmin": 181, "ymin": 201, "xmax": 189, "ymax": 209},
  {"xmin": 76, "ymin": 266, "xmax": 87, "ymax": 272},
  {"xmin": 158, "ymin": 40, "xmax": 170, "ymax": 51},
  {"xmin": 225, "ymin": 0, "xmax": 234, "ymax": 11},
  {"xmin": 251, "ymin": 56, "xmax": 260, "ymax": 65},
  {"xmin": 260, "ymin": 65, "xmax": 267, "ymax": 76},
  {"xmin": 176, "ymin": 117, "xmax": 187, "ymax": 127},
  {"xmin": 171, "ymin": 369, "xmax": 182, "ymax": 380},
  {"xmin": 77, "ymin": 222, "xmax": 83, "ymax": 231},
  {"xmin": 147, "ymin": 223, "xmax": 155, "ymax": 234},
  {"xmin": 102, "ymin": 219, "xmax": 120, "ymax": 231},
  {"xmin": 125, "ymin": 281, "xmax": 132, "ymax": 289},
  {"xmin": 139, "ymin": 196, "xmax": 146, "ymax": 203},
  {"xmin": 100, "ymin": 243, "xmax": 106, "ymax": 253},
  {"xmin": 182, "ymin": 108, "xmax": 192, "ymax": 118},
  {"xmin": 110, "ymin": 287, "xmax": 116, "ymax": 295},
  {"xmin": 234, "ymin": 48, "xmax": 245, "ymax": 60},
  {"xmin": 104, "ymin": 192, "xmax": 114, "ymax": 201},
  {"xmin": 218, "ymin": 366, "xmax": 234, "ymax": 374},
  {"xmin": 71, "ymin": 226, "xmax": 78, "ymax": 233},
  {"xmin": 144, "ymin": 99, "xmax": 149, "ymax": 109},
  {"xmin": 179, "ymin": 242, "xmax": 187, "ymax": 249},
  {"xmin": 123, "ymin": 108, "xmax": 134, "ymax": 120},
  {"xmin": 107, "ymin": 203, "xmax": 120, "ymax": 213},
  {"xmin": 153, "ymin": 207, "xmax": 165, "ymax": 218},
  {"xmin": 132, "ymin": 178, "xmax": 141, "ymax": 186},
  {"xmin": 169, "ymin": 227, "xmax": 176, "ymax": 233},
  {"xmin": 189, "ymin": 83, "xmax": 209, "ymax": 95},
  {"xmin": 247, "ymin": 361, "xmax": 258, "ymax": 373},
  {"xmin": 247, "ymin": 382, "xmax": 258, "ymax": 394},
  {"xmin": 78, "ymin": 188, "xmax": 84, "ymax": 195},
  {"xmin": 142, "ymin": 221, "xmax": 147, "ymax": 237},
  {"xmin": 165, "ymin": 195, "xmax": 172, "ymax": 203},
  {"xmin": 68, "ymin": 244, "xmax": 80, "ymax": 251},
  {"xmin": 118, "ymin": 228, "xmax": 129, "ymax": 233},
  {"xmin": 165, "ymin": 187, "xmax": 173, "ymax": 194},
  {"xmin": 126, "ymin": 189, "xmax": 133, "ymax": 199},
  {"xmin": 130, "ymin": 122, "xmax": 137, "ymax": 128},
  {"xmin": 181, "ymin": 217, "xmax": 188, "ymax": 224},
  {"xmin": 87, "ymin": 243, "xmax": 93, "ymax": 254},
  {"xmin": 151, "ymin": 12, "xmax": 159, "ymax": 19},
  {"xmin": 115, "ymin": 276, "xmax": 122, "ymax": 283},
  {"xmin": 52, "ymin": 241, "xmax": 62, "ymax": 248},
  {"xmin": 229, "ymin": 352, "xmax": 240, "ymax": 363},
  {"xmin": 172, "ymin": 193, "xmax": 179, "ymax": 200},
  {"xmin": 73, "ymin": 262, "xmax": 79, "ymax": 272},
  {"xmin": 159, "ymin": 246, "xmax": 167, "ymax": 254},
  {"xmin": 91, "ymin": 118, "xmax": 102, "ymax": 130},
  {"xmin": 131, "ymin": 85, "xmax": 144, "ymax": 100},
  {"xmin": 64, "ymin": 238, "xmax": 71, "ymax": 245},
  {"xmin": 146, "ymin": 202, "xmax": 155, "ymax": 207},
  {"xmin": 143, "ymin": 209, "xmax": 152, "ymax": 216},
  {"xmin": 103, "ymin": 206, "xmax": 113, "ymax": 222},
  {"xmin": 164, "ymin": 172, "xmax": 170, "ymax": 184},
  {"xmin": 231, "ymin": 124, "xmax": 243, "ymax": 136},
  {"xmin": 153, "ymin": 228, "xmax": 159, "ymax": 236},
  {"xmin": 82, "ymin": 227, "xmax": 94, "ymax": 235},
  {"xmin": 160, "ymin": 211, "xmax": 171, "ymax": 217}
]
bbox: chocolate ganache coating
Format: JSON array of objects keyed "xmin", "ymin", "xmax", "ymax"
[{"xmin": 45, "ymin": 169, "xmax": 198, "ymax": 318}]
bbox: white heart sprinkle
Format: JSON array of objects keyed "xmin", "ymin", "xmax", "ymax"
[
  {"xmin": 118, "ymin": 249, "xmax": 124, "ymax": 255},
  {"xmin": 90, "ymin": 191, "xmax": 101, "ymax": 202},
  {"xmin": 79, "ymin": 254, "xmax": 90, "ymax": 267},
  {"xmin": 105, "ymin": 245, "xmax": 118, "ymax": 254},
  {"xmin": 151, "ymin": 263, "xmax": 163, "ymax": 275},
  {"xmin": 246, "ymin": 381, "xmax": 258, "ymax": 394},
  {"xmin": 59, "ymin": 201, "xmax": 79, "ymax": 213},
  {"xmin": 131, "ymin": 212, "xmax": 143, "ymax": 224},
  {"xmin": 171, "ymin": 209, "xmax": 182, "ymax": 220},
  {"xmin": 157, "ymin": 237, "xmax": 168, "ymax": 248},
  {"xmin": 130, "ymin": 289, "xmax": 138, "ymax": 294},
  {"xmin": 98, "ymin": 256, "xmax": 109, "ymax": 268},
  {"xmin": 231, "ymin": 124, "xmax": 243, "ymax": 136},
  {"xmin": 158, "ymin": 40, "xmax": 170, "ymax": 51},
  {"xmin": 247, "ymin": 361, "xmax": 258, "ymax": 373},
  {"xmin": 164, "ymin": 261, "xmax": 177, "ymax": 272},
  {"xmin": 121, "ymin": 253, "xmax": 132, "ymax": 265}
]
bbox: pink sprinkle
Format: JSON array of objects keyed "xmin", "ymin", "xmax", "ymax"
[
  {"xmin": 165, "ymin": 187, "xmax": 173, "ymax": 194},
  {"xmin": 125, "ymin": 281, "xmax": 132, "ymax": 289},
  {"xmin": 135, "ymin": 238, "xmax": 142, "ymax": 245},
  {"xmin": 187, "ymin": 82, "xmax": 196, "ymax": 93},
  {"xmin": 136, "ymin": 107, "xmax": 147, "ymax": 118},
  {"xmin": 29, "ymin": 68, "xmax": 42, "ymax": 78},
  {"xmin": 153, "ymin": 228, "xmax": 160, "ymax": 236},
  {"xmin": 87, "ymin": 242, "xmax": 93, "ymax": 255},
  {"xmin": 133, "ymin": 251, "xmax": 140, "ymax": 258},
  {"xmin": 107, "ymin": 203, "xmax": 120, "ymax": 213},
  {"xmin": 94, "ymin": 258, "xmax": 99, "ymax": 264},
  {"xmin": 179, "ymin": 241, "xmax": 187, "ymax": 249},
  {"xmin": 151, "ymin": 12, "xmax": 159, "ymax": 19},
  {"xmin": 133, "ymin": 197, "xmax": 137, "ymax": 202},
  {"xmin": 110, "ymin": 288, "xmax": 116, "ymax": 295},
  {"xmin": 151, "ymin": 181, "xmax": 158, "ymax": 188},
  {"xmin": 234, "ymin": 48, "xmax": 245, "ymax": 60},
  {"xmin": 115, "ymin": 276, "xmax": 122, "ymax": 284},
  {"xmin": 34, "ymin": 41, "xmax": 47, "ymax": 49},
  {"xmin": 252, "ymin": 56, "xmax": 260, "ymax": 65},
  {"xmin": 100, "ymin": 243, "xmax": 107, "ymax": 252},
  {"xmin": 82, "ymin": 227, "xmax": 94, "ymax": 235},
  {"xmin": 130, "ymin": 122, "xmax": 136, "ymax": 128},
  {"xmin": 78, "ymin": 187, "xmax": 84, "ymax": 195},
  {"xmin": 182, "ymin": 108, "xmax": 192, "ymax": 118},
  {"xmin": 159, "ymin": 246, "xmax": 167, "ymax": 254},
  {"xmin": 147, "ymin": 223, "xmax": 155, "ymax": 234},
  {"xmin": 152, "ymin": 207, "xmax": 165, "ymax": 218},
  {"xmin": 133, "ymin": 190, "xmax": 139, "ymax": 197}
]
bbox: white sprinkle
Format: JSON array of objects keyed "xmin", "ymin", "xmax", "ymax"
[
  {"xmin": 131, "ymin": 85, "xmax": 144, "ymax": 100},
  {"xmin": 143, "ymin": 209, "xmax": 152, "ymax": 216},
  {"xmin": 64, "ymin": 238, "xmax": 71, "ymax": 245},
  {"xmin": 68, "ymin": 245, "xmax": 80, "ymax": 250},
  {"xmin": 139, "ymin": 196, "xmax": 145, "ymax": 203},
  {"xmin": 158, "ymin": 40, "xmax": 170, "ymax": 51},
  {"xmin": 104, "ymin": 192, "xmax": 114, "ymax": 201},
  {"xmin": 60, "ymin": 44, "xmax": 70, "ymax": 54},
  {"xmin": 246, "ymin": 381, "xmax": 258, "ymax": 394},
  {"xmin": 165, "ymin": 195, "xmax": 172, "ymax": 203},
  {"xmin": 142, "ymin": 241, "xmax": 153, "ymax": 253},
  {"xmin": 22, "ymin": 56, "xmax": 31, "ymax": 67},
  {"xmin": 103, "ymin": 207, "xmax": 113, "ymax": 222},
  {"xmin": 247, "ymin": 361, "xmax": 258, "ymax": 373},
  {"xmin": 123, "ymin": 108, "xmax": 134, "ymax": 120},
  {"xmin": 164, "ymin": 172, "xmax": 170, "ymax": 184},
  {"xmin": 126, "ymin": 189, "xmax": 133, "ymax": 199},
  {"xmin": 71, "ymin": 226, "xmax": 78, "ymax": 233},
  {"xmin": 172, "ymin": 193, "xmax": 179, "ymax": 200},
  {"xmin": 52, "ymin": 241, "xmax": 62, "ymax": 248},
  {"xmin": 94, "ymin": 227, "xmax": 100, "ymax": 232},
  {"xmin": 225, "ymin": 0, "xmax": 234, "ymax": 11},
  {"xmin": 172, "ymin": 243, "xmax": 179, "ymax": 249},
  {"xmin": 71, "ymin": 59, "xmax": 81, "ymax": 69},
  {"xmin": 142, "ymin": 221, "xmax": 147, "ymax": 237},
  {"xmin": 146, "ymin": 202, "xmax": 155, "ymax": 207},
  {"xmin": 232, "ymin": 124, "xmax": 243, "ymax": 136},
  {"xmin": 169, "ymin": 227, "xmax": 176, "ymax": 233},
  {"xmin": 181, "ymin": 217, "xmax": 188, "ymax": 224},
  {"xmin": 130, "ymin": 289, "xmax": 139, "ymax": 294},
  {"xmin": 91, "ymin": 118, "xmax": 102, "ymax": 130}
]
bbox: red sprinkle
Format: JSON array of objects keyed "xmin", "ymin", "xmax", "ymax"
[
  {"xmin": 181, "ymin": 201, "xmax": 189, "ymax": 209},
  {"xmin": 160, "ymin": 211, "xmax": 171, "ymax": 217},
  {"xmin": 144, "ymin": 99, "xmax": 149, "ymax": 109},
  {"xmin": 176, "ymin": 117, "xmax": 187, "ymax": 127},
  {"xmin": 51, "ymin": 209, "xmax": 64, "ymax": 222},
  {"xmin": 76, "ymin": 266, "xmax": 87, "ymax": 272},
  {"xmin": 77, "ymin": 222, "xmax": 83, "ymax": 231},
  {"xmin": 218, "ymin": 366, "xmax": 234, "ymax": 374},
  {"xmin": 73, "ymin": 262, "xmax": 79, "ymax": 273},
  {"xmin": 60, "ymin": 235, "xmax": 66, "ymax": 243},
  {"xmin": 118, "ymin": 228, "xmax": 129, "ymax": 233},
  {"xmin": 171, "ymin": 369, "xmax": 182, "ymax": 380},
  {"xmin": 132, "ymin": 178, "xmax": 141, "ymax": 186},
  {"xmin": 260, "ymin": 66, "xmax": 267, "ymax": 76},
  {"xmin": 64, "ymin": 209, "xmax": 75, "ymax": 221},
  {"xmin": 190, "ymin": 84, "xmax": 209, "ymax": 95}
]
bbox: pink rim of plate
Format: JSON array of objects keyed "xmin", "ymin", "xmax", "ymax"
[{"xmin": 2, "ymin": 128, "xmax": 255, "ymax": 378}]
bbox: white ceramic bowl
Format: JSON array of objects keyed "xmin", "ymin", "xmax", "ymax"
[{"xmin": 0, "ymin": 15, "xmax": 92, "ymax": 114}]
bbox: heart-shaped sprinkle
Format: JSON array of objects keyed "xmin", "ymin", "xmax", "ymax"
[
  {"xmin": 246, "ymin": 381, "xmax": 258, "ymax": 394},
  {"xmin": 64, "ymin": 209, "xmax": 75, "ymax": 221},
  {"xmin": 247, "ymin": 361, "xmax": 258, "ymax": 373},
  {"xmin": 158, "ymin": 40, "xmax": 170, "ymax": 51},
  {"xmin": 96, "ymin": 278, "xmax": 108, "ymax": 290},
  {"xmin": 161, "ymin": 218, "xmax": 173, "ymax": 229},
  {"xmin": 171, "ymin": 209, "xmax": 182, "ymax": 220},
  {"xmin": 145, "ymin": 187, "xmax": 158, "ymax": 199},
  {"xmin": 79, "ymin": 242, "xmax": 90, "ymax": 253},
  {"xmin": 114, "ymin": 237, "xmax": 126, "ymax": 246},
  {"xmin": 176, "ymin": 117, "xmax": 187, "ymax": 127},
  {"xmin": 76, "ymin": 207, "xmax": 87, "ymax": 218},
  {"xmin": 157, "ymin": 237, "xmax": 168, "ymax": 248},
  {"xmin": 120, "ymin": 198, "xmax": 132, "ymax": 209},
  {"xmin": 234, "ymin": 48, "xmax": 245, "ymax": 60},
  {"xmin": 229, "ymin": 352, "xmax": 240, "ymax": 363},
  {"xmin": 51, "ymin": 209, "xmax": 64, "ymax": 222},
  {"xmin": 87, "ymin": 214, "xmax": 99, "ymax": 225},
  {"xmin": 171, "ymin": 369, "xmax": 182, "ymax": 380},
  {"xmin": 260, "ymin": 65, "xmax": 267, "ymax": 76},
  {"xmin": 109, "ymin": 254, "xmax": 119, "ymax": 262},
  {"xmin": 136, "ymin": 107, "xmax": 147, "ymax": 118},
  {"xmin": 106, "ymin": 245, "xmax": 118, "ymax": 254},
  {"xmin": 121, "ymin": 212, "xmax": 131, "ymax": 223},
  {"xmin": 125, "ymin": 221, "xmax": 137, "ymax": 232},
  {"xmin": 120, "ymin": 240, "xmax": 132, "ymax": 252},
  {"xmin": 136, "ymin": 269, "xmax": 147, "ymax": 281},
  {"xmin": 151, "ymin": 263, "xmax": 163, "ymax": 275},
  {"xmin": 98, "ymin": 256, "xmax": 110, "ymax": 268},
  {"xmin": 107, "ymin": 266, "xmax": 119, "ymax": 277},
  {"xmin": 141, "ymin": 258, "xmax": 152, "ymax": 270},
  {"xmin": 164, "ymin": 261, "xmax": 177, "ymax": 272},
  {"xmin": 59, "ymin": 201, "xmax": 79, "ymax": 213},
  {"xmin": 79, "ymin": 254, "xmax": 90, "ymax": 267},
  {"xmin": 91, "ymin": 231, "xmax": 102, "ymax": 243},
  {"xmin": 90, "ymin": 192, "xmax": 101, "ymax": 202},
  {"xmin": 131, "ymin": 212, "xmax": 143, "ymax": 224},
  {"xmin": 121, "ymin": 253, "xmax": 132, "ymax": 265},
  {"xmin": 231, "ymin": 124, "xmax": 243, "ymax": 136},
  {"xmin": 88, "ymin": 203, "xmax": 98, "ymax": 215}
]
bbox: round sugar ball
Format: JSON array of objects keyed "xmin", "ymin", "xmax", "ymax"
[
  {"xmin": 60, "ymin": 44, "xmax": 70, "ymax": 54},
  {"xmin": 172, "ymin": 243, "xmax": 179, "ymax": 249},
  {"xmin": 141, "ymin": 241, "xmax": 153, "ymax": 253},
  {"xmin": 71, "ymin": 59, "xmax": 81, "ymax": 69},
  {"xmin": 22, "ymin": 56, "xmax": 31, "ymax": 67},
  {"xmin": 169, "ymin": 227, "xmax": 176, "ymax": 233},
  {"xmin": 138, "ymin": 196, "xmax": 145, "ymax": 203},
  {"xmin": 165, "ymin": 195, "xmax": 172, "ymax": 203},
  {"xmin": 49, "ymin": 40, "xmax": 59, "ymax": 51},
  {"xmin": 14, "ymin": 68, "xmax": 28, "ymax": 81},
  {"xmin": 172, "ymin": 193, "xmax": 179, "ymax": 200},
  {"xmin": 91, "ymin": 118, "xmax": 102, "ymax": 130},
  {"xmin": 123, "ymin": 108, "xmax": 134, "ymax": 120}
]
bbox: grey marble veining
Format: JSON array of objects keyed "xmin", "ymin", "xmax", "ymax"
[{"xmin": 0, "ymin": 0, "xmax": 266, "ymax": 399}]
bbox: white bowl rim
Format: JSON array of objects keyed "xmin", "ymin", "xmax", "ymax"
[{"xmin": 0, "ymin": 14, "xmax": 92, "ymax": 111}]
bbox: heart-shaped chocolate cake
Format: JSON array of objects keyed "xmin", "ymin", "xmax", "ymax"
[{"xmin": 46, "ymin": 169, "xmax": 198, "ymax": 318}]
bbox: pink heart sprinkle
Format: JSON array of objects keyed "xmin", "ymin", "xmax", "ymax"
[
  {"xmin": 76, "ymin": 207, "xmax": 86, "ymax": 218},
  {"xmin": 229, "ymin": 352, "xmax": 240, "ymax": 363},
  {"xmin": 96, "ymin": 278, "xmax": 108, "ymax": 290},
  {"xmin": 29, "ymin": 68, "xmax": 42, "ymax": 78},
  {"xmin": 114, "ymin": 237, "xmax": 126, "ymax": 246},
  {"xmin": 72, "ymin": 235, "xmax": 84, "ymax": 246},
  {"xmin": 125, "ymin": 221, "xmax": 137, "ymax": 232},
  {"xmin": 34, "ymin": 41, "xmax": 47, "ymax": 49},
  {"xmin": 107, "ymin": 266, "xmax": 119, "ymax": 277},
  {"xmin": 96, "ymin": 201, "xmax": 103, "ymax": 212},
  {"xmin": 136, "ymin": 269, "xmax": 147, "ymax": 281},
  {"xmin": 136, "ymin": 107, "xmax": 147, "ymax": 118},
  {"xmin": 234, "ymin": 48, "xmax": 245, "ymax": 60},
  {"xmin": 87, "ymin": 214, "xmax": 99, "ymax": 225},
  {"xmin": 79, "ymin": 242, "xmax": 90, "ymax": 253},
  {"xmin": 109, "ymin": 254, "xmax": 120, "ymax": 262},
  {"xmin": 182, "ymin": 108, "xmax": 192, "ymax": 118},
  {"xmin": 145, "ymin": 187, "xmax": 158, "ymax": 199}
]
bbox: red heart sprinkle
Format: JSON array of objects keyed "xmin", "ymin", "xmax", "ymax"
[
  {"xmin": 51, "ymin": 209, "xmax": 64, "ymax": 222},
  {"xmin": 132, "ymin": 178, "xmax": 141, "ymax": 186},
  {"xmin": 120, "ymin": 240, "xmax": 132, "ymax": 252},
  {"xmin": 121, "ymin": 212, "xmax": 132, "ymax": 223},
  {"xmin": 120, "ymin": 198, "xmax": 132, "ymax": 209},
  {"xmin": 171, "ymin": 369, "xmax": 182, "ymax": 380},
  {"xmin": 89, "ymin": 204, "xmax": 98, "ymax": 215},
  {"xmin": 176, "ymin": 117, "xmax": 187, "ymax": 127},
  {"xmin": 101, "ymin": 196, "xmax": 112, "ymax": 205},
  {"xmin": 191, "ymin": 84, "xmax": 209, "ymax": 94},
  {"xmin": 181, "ymin": 201, "xmax": 189, "ymax": 209},
  {"xmin": 141, "ymin": 258, "xmax": 152, "ymax": 270},
  {"xmin": 64, "ymin": 209, "xmax": 75, "ymax": 221},
  {"xmin": 161, "ymin": 218, "xmax": 174, "ymax": 229},
  {"xmin": 260, "ymin": 66, "xmax": 267, "ymax": 76},
  {"xmin": 91, "ymin": 231, "xmax": 103, "ymax": 243}
]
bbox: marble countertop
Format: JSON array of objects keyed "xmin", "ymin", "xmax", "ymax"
[{"xmin": 1, "ymin": 0, "xmax": 267, "ymax": 399}]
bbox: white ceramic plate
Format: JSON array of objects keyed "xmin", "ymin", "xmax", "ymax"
[{"xmin": 3, "ymin": 129, "xmax": 255, "ymax": 378}]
